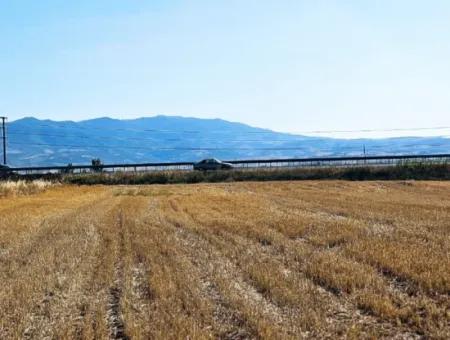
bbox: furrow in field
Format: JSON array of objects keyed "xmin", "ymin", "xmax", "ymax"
[
  {"xmin": 0, "ymin": 186, "xmax": 105, "ymax": 249},
  {"xmin": 106, "ymin": 211, "xmax": 130, "ymax": 340},
  {"xmin": 170, "ymin": 226, "xmax": 265, "ymax": 339},
  {"xmin": 2, "ymin": 181, "xmax": 448, "ymax": 339},
  {"xmin": 160, "ymin": 198, "xmax": 328, "ymax": 337},
  {"xmin": 107, "ymin": 194, "xmax": 226, "ymax": 338},
  {"xmin": 187, "ymin": 218, "xmax": 414, "ymax": 338},
  {"xmin": 165, "ymin": 185, "xmax": 432, "ymax": 338},
  {"xmin": 167, "ymin": 220, "xmax": 292, "ymax": 338},
  {"xmin": 114, "ymin": 195, "xmax": 256, "ymax": 339},
  {"xmin": 0, "ymin": 189, "xmax": 120, "ymax": 339}
]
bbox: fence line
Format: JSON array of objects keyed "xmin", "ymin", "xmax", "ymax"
[{"xmin": 4, "ymin": 154, "xmax": 450, "ymax": 175}]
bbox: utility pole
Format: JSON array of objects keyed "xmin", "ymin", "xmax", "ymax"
[
  {"xmin": 1, "ymin": 117, "xmax": 6, "ymax": 165},
  {"xmin": 363, "ymin": 144, "xmax": 366, "ymax": 165}
]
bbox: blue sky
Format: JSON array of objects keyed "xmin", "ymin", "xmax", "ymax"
[{"xmin": 1, "ymin": 0, "xmax": 450, "ymax": 137}]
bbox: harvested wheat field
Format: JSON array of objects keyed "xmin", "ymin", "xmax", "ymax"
[{"xmin": 0, "ymin": 181, "xmax": 449, "ymax": 339}]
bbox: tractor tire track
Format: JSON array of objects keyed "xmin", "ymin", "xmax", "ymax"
[
  {"xmin": 165, "ymin": 217, "xmax": 294, "ymax": 338},
  {"xmin": 106, "ymin": 211, "xmax": 129, "ymax": 340}
]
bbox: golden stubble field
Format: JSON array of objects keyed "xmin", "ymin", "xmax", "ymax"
[{"xmin": 0, "ymin": 181, "xmax": 448, "ymax": 339}]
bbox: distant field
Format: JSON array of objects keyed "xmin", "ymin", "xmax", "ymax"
[{"xmin": 0, "ymin": 181, "xmax": 448, "ymax": 339}]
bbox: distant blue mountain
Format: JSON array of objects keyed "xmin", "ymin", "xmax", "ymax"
[{"xmin": 6, "ymin": 116, "xmax": 450, "ymax": 166}]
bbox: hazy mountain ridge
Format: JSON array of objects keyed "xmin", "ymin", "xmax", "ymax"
[{"xmin": 6, "ymin": 116, "xmax": 450, "ymax": 166}]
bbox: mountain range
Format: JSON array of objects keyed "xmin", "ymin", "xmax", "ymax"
[{"xmin": 6, "ymin": 116, "xmax": 450, "ymax": 166}]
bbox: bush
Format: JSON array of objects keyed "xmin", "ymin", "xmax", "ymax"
[{"xmin": 59, "ymin": 163, "xmax": 449, "ymax": 185}]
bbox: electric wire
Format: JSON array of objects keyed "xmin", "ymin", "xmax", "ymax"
[{"xmin": 7, "ymin": 121, "xmax": 450, "ymax": 135}]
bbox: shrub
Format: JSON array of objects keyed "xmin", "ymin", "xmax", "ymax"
[{"xmin": 58, "ymin": 163, "xmax": 449, "ymax": 185}]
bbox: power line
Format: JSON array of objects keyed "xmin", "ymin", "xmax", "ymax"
[
  {"xmin": 6, "ymin": 131, "xmax": 312, "ymax": 143},
  {"xmin": 8, "ymin": 141, "xmax": 450, "ymax": 152},
  {"xmin": 8, "ymin": 121, "xmax": 450, "ymax": 135},
  {"xmin": 8, "ymin": 142, "xmax": 312, "ymax": 151},
  {"xmin": 6, "ymin": 129, "xmax": 450, "ymax": 145},
  {"xmin": 299, "ymin": 126, "xmax": 450, "ymax": 134}
]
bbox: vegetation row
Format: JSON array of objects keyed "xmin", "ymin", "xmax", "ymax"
[{"xmin": 62, "ymin": 163, "xmax": 450, "ymax": 185}]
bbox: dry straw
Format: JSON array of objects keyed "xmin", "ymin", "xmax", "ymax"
[{"xmin": 0, "ymin": 180, "xmax": 54, "ymax": 197}]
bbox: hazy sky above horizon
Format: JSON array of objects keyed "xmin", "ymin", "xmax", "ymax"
[{"xmin": 1, "ymin": 0, "xmax": 450, "ymax": 138}]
